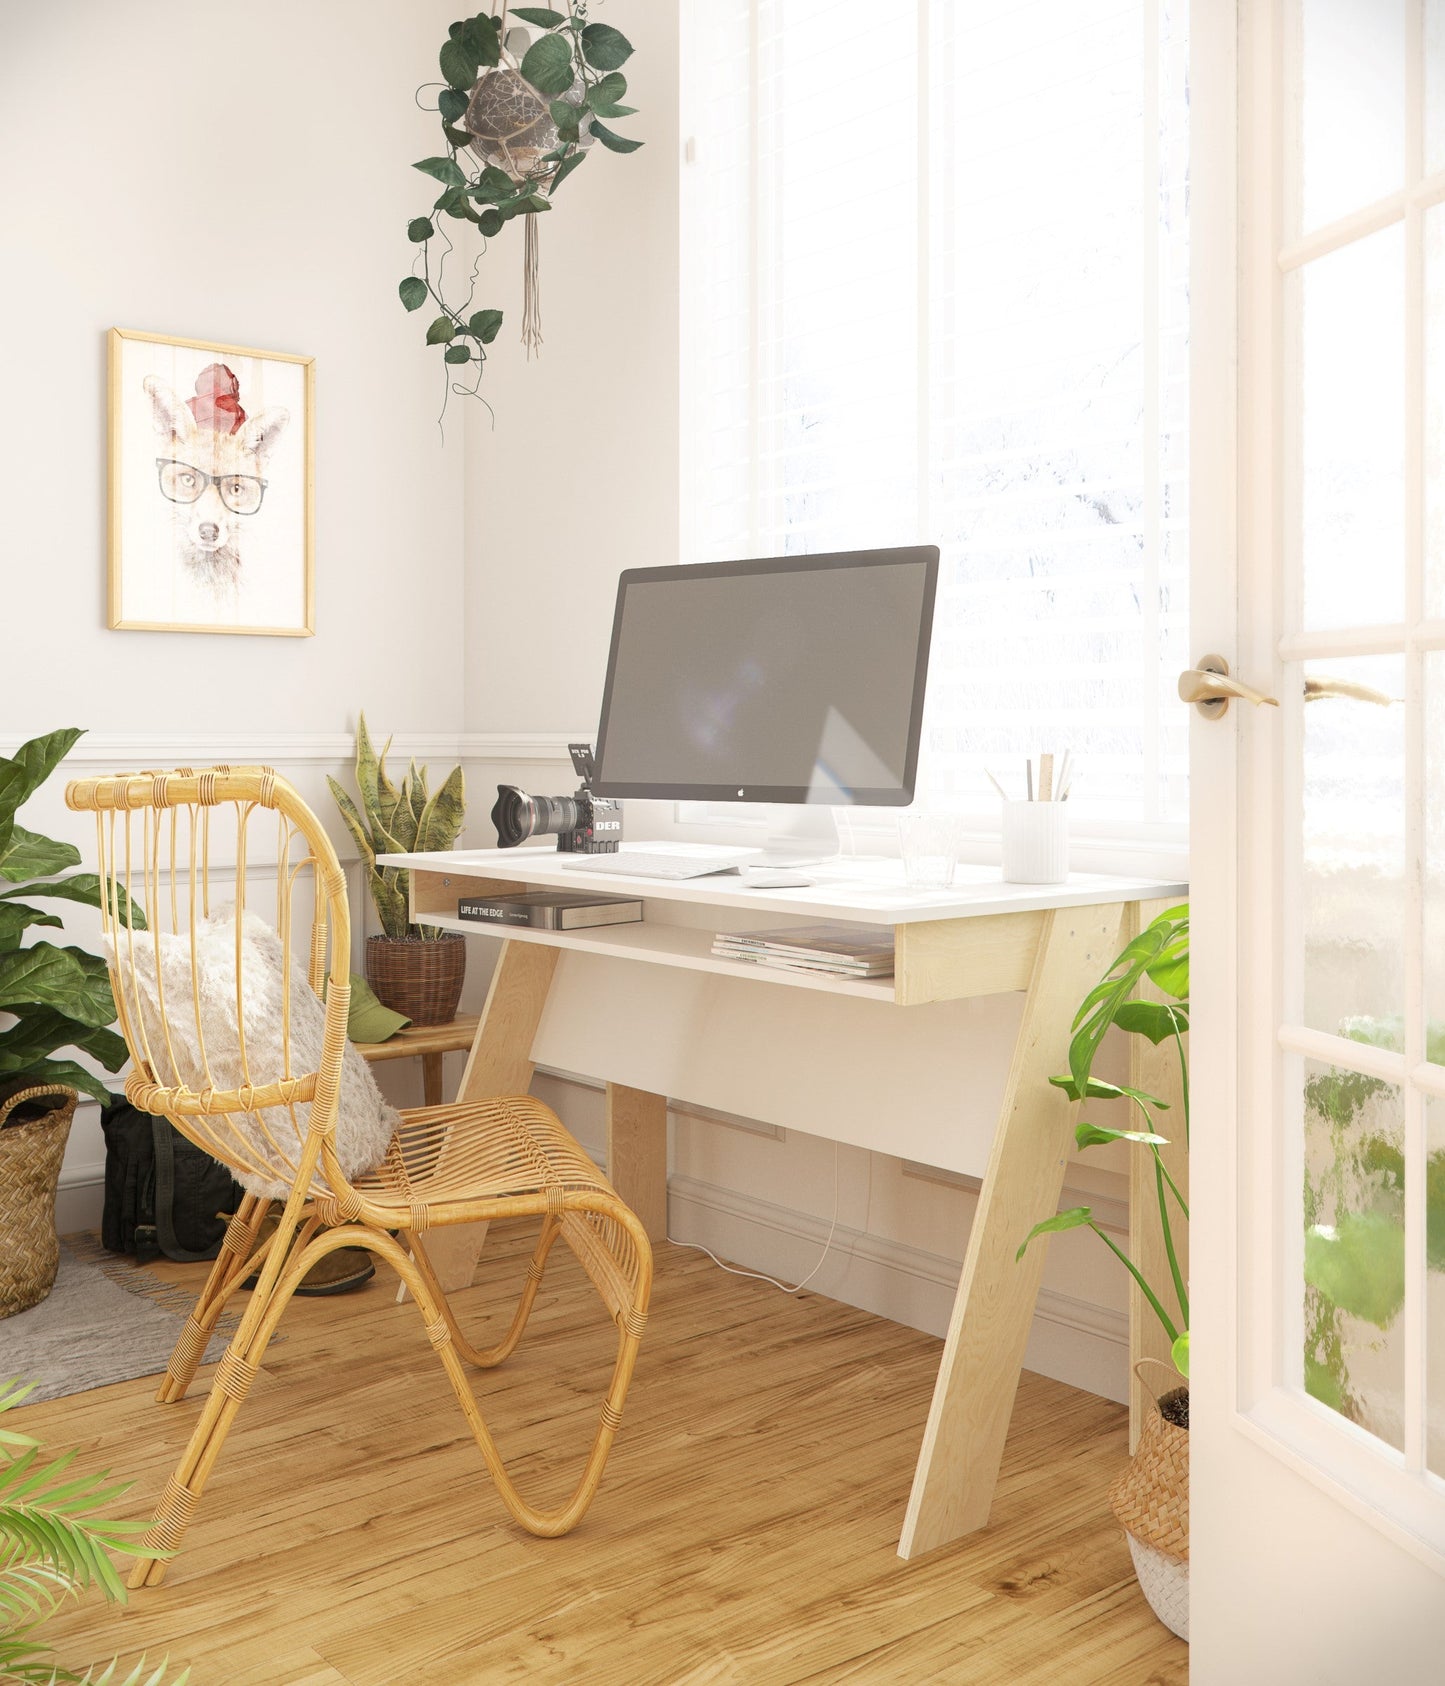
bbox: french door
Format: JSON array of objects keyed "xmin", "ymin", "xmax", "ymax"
[{"xmin": 1191, "ymin": 2, "xmax": 1445, "ymax": 1674}]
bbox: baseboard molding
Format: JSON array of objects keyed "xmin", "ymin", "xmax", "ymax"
[{"xmin": 665, "ymin": 1172, "xmax": 1129, "ymax": 1404}]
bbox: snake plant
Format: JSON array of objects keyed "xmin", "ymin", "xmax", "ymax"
[{"xmin": 327, "ymin": 715, "xmax": 466, "ymax": 940}]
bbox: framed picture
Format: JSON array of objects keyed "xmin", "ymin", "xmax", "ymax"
[{"xmin": 108, "ymin": 327, "xmax": 314, "ymax": 636}]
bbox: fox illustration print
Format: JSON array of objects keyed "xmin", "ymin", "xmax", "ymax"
[{"xmin": 144, "ymin": 363, "xmax": 289, "ymax": 602}]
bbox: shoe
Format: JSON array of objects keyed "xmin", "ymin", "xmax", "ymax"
[{"xmin": 240, "ymin": 1211, "xmax": 376, "ymax": 1296}]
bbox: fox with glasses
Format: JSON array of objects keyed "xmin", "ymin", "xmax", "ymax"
[{"xmin": 144, "ymin": 363, "xmax": 289, "ymax": 602}]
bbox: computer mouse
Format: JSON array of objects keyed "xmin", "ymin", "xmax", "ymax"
[{"xmin": 743, "ymin": 868, "xmax": 817, "ymax": 888}]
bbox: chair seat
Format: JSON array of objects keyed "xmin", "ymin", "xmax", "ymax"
[
  {"xmin": 354, "ymin": 1092, "xmax": 617, "ymax": 1215},
  {"xmin": 353, "ymin": 1093, "xmax": 645, "ymax": 1328}
]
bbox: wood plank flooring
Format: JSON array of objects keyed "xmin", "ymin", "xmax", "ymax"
[{"xmin": 19, "ymin": 1225, "xmax": 1187, "ymax": 1684}]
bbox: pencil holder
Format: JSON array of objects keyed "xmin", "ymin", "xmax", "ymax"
[{"xmin": 1001, "ymin": 800, "xmax": 1069, "ymax": 884}]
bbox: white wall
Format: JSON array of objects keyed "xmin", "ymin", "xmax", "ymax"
[
  {"xmin": 0, "ymin": 0, "xmax": 467, "ymax": 1211},
  {"xmin": 451, "ymin": 1, "xmax": 1134, "ymax": 1398},
  {"xmin": 0, "ymin": 0, "xmax": 464, "ymax": 743},
  {"xmin": 462, "ymin": 0, "xmax": 680, "ymax": 737},
  {"xmin": 2, "ymin": 0, "xmax": 1135, "ymax": 1402}
]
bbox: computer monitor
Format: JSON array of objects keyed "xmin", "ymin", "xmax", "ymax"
[{"xmin": 591, "ymin": 546, "xmax": 939, "ymax": 806}]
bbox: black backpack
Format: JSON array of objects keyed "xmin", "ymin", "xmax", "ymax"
[{"xmin": 101, "ymin": 1097, "xmax": 247, "ymax": 1264}]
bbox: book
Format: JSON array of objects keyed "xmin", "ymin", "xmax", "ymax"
[
  {"xmin": 710, "ymin": 922, "xmax": 895, "ymax": 976},
  {"xmin": 457, "ymin": 891, "xmax": 643, "ymax": 931},
  {"xmin": 713, "ymin": 948, "xmax": 894, "ymax": 979}
]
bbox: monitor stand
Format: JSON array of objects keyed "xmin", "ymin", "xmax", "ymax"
[{"xmin": 759, "ymin": 804, "xmax": 841, "ymax": 867}]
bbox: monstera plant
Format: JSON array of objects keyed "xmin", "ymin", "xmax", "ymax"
[
  {"xmin": 0, "ymin": 728, "xmax": 135, "ymax": 1106},
  {"xmin": 327, "ymin": 717, "xmax": 468, "ymax": 1025},
  {"xmin": 400, "ymin": 4, "xmax": 642, "ymax": 405}
]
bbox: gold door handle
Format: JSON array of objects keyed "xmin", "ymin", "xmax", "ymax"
[
  {"xmin": 1178, "ymin": 655, "xmax": 1280, "ymax": 717},
  {"xmin": 1303, "ymin": 677, "xmax": 1396, "ymax": 706}
]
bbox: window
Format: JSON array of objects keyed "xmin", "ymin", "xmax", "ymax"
[{"xmin": 681, "ymin": 0, "xmax": 1190, "ymax": 856}]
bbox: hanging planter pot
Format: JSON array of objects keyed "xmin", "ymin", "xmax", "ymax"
[
  {"xmin": 1108, "ymin": 1360, "xmax": 1189, "ymax": 1641},
  {"xmin": 0, "ymin": 1083, "xmax": 80, "ymax": 1319}
]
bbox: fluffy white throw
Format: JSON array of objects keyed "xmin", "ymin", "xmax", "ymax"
[{"xmin": 110, "ymin": 910, "xmax": 399, "ymax": 1200}]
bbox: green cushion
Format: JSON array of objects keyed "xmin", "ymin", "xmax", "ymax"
[{"xmin": 345, "ymin": 972, "xmax": 411, "ymax": 1043}]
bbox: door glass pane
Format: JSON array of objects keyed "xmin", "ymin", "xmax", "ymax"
[
  {"xmin": 1425, "ymin": 653, "xmax": 1445, "ymax": 1042},
  {"xmin": 1427, "ymin": 205, "xmax": 1445, "ymax": 618},
  {"xmin": 1303, "ymin": 1060, "xmax": 1405, "ymax": 1451},
  {"xmin": 1302, "ymin": 656, "xmax": 1405, "ymax": 1036},
  {"xmin": 1298, "ymin": 0, "xmax": 1406, "ymax": 232},
  {"xmin": 1430, "ymin": 1097, "xmax": 1445, "ymax": 1479},
  {"xmin": 1298, "ymin": 226, "xmax": 1405, "ymax": 630},
  {"xmin": 1428, "ymin": 0, "xmax": 1445, "ymax": 178}
]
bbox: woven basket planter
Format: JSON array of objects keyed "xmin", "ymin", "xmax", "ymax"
[
  {"xmin": 366, "ymin": 932, "xmax": 466, "ymax": 1026},
  {"xmin": 1108, "ymin": 1364, "xmax": 1189, "ymax": 1642},
  {"xmin": 0, "ymin": 1083, "xmax": 80, "ymax": 1319}
]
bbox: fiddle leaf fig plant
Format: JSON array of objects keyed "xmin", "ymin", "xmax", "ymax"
[
  {"xmin": 401, "ymin": 3, "xmax": 642, "ymax": 407},
  {"xmin": 0, "ymin": 729, "xmax": 138, "ymax": 1107},
  {"xmin": 1017, "ymin": 903, "xmax": 1191, "ymax": 1379},
  {"xmin": 327, "ymin": 715, "xmax": 466, "ymax": 941}
]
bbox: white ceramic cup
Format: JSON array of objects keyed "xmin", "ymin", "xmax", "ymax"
[{"xmin": 1001, "ymin": 800, "xmax": 1069, "ymax": 884}]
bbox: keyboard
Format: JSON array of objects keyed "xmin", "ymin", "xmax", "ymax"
[{"xmin": 561, "ymin": 849, "xmax": 753, "ymax": 881}]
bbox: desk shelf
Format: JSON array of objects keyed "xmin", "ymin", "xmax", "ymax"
[{"xmin": 406, "ymin": 906, "xmax": 900, "ymax": 1002}]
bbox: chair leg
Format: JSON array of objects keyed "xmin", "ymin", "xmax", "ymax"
[
  {"xmin": 128, "ymin": 1207, "xmax": 312, "ymax": 1587},
  {"xmin": 369, "ymin": 1224, "xmax": 648, "ymax": 1537},
  {"xmin": 154, "ymin": 1193, "xmax": 271, "ymax": 1404},
  {"xmin": 404, "ymin": 1217, "xmax": 565, "ymax": 1370}
]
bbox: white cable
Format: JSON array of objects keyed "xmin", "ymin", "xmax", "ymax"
[{"xmin": 667, "ymin": 1140, "xmax": 843, "ymax": 1295}]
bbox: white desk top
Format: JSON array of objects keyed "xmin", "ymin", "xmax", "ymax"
[{"xmin": 379, "ymin": 844, "xmax": 1187, "ymax": 928}]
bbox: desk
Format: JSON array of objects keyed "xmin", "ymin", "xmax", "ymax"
[{"xmin": 378, "ymin": 844, "xmax": 1186, "ymax": 1561}]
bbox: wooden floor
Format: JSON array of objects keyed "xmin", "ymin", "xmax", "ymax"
[{"xmin": 24, "ymin": 1225, "xmax": 1187, "ymax": 1685}]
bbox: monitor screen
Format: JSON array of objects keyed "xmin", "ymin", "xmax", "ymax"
[{"xmin": 591, "ymin": 546, "xmax": 939, "ymax": 805}]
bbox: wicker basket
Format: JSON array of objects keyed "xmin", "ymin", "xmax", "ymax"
[
  {"xmin": 366, "ymin": 932, "xmax": 466, "ymax": 1025},
  {"xmin": 1108, "ymin": 1360, "xmax": 1189, "ymax": 1642},
  {"xmin": 0, "ymin": 1083, "xmax": 80, "ymax": 1319}
]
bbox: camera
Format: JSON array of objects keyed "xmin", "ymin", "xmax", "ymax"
[{"xmin": 490, "ymin": 743, "xmax": 623, "ymax": 855}]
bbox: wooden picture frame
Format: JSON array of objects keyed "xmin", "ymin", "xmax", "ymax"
[{"xmin": 108, "ymin": 327, "xmax": 315, "ymax": 636}]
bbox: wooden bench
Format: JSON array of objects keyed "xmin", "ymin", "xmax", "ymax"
[{"xmin": 353, "ymin": 1013, "xmax": 480, "ymax": 1106}]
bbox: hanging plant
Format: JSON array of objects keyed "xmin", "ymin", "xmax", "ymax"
[{"xmin": 401, "ymin": 4, "xmax": 641, "ymax": 408}]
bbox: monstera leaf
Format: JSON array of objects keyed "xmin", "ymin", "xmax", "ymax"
[{"xmin": 0, "ymin": 728, "xmax": 136, "ymax": 1103}]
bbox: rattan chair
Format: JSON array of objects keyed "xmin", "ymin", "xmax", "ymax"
[{"xmin": 66, "ymin": 767, "xmax": 652, "ymax": 1589}]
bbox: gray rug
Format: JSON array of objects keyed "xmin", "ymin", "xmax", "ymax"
[{"xmin": 0, "ymin": 1236, "xmax": 239, "ymax": 1404}]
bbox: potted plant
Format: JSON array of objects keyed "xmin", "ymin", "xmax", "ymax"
[
  {"xmin": 327, "ymin": 716, "xmax": 467, "ymax": 1025},
  {"xmin": 1016, "ymin": 902, "xmax": 1190, "ymax": 1640},
  {"xmin": 0, "ymin": 728, "xmax": 136, "ymax": 1319}
]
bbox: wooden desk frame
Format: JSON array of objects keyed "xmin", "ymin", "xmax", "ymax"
[{"xmin": 382, "ymin": 849, "xmax": 1185, "ymax": 1562}]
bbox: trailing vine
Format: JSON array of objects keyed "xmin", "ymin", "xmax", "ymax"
[{"xmin": 400, "ymin": 4, "xmax": 641, "ymax": 411}]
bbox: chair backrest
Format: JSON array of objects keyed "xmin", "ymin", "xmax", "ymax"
[{"xmin": 65, "ymin": 766, "xmax": 354, "ymax": 1198}]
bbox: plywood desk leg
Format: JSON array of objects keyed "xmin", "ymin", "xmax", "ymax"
[
  {"xmin": 897, "ymin": 902, "xmax": 1127, "ymax": 1561},
  {"xmin": 1126, "ymin": 899, "xmax": 1189, "ymax": 1450},
  {"xmin": 398, "ymin": 941, "xmax": 560, "ymax": 1301},
  {"xmin": 605, "ymin": 1083, "xmax": 668, "ymax": 1241}
]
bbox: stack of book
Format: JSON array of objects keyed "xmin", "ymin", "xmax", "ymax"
[{"xmin": 710, "ymin": 922, "xmax": 895, "ymax": 979}]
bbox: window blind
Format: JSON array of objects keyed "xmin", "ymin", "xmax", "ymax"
[{"xmin": 681, "ymin": 0, "xmax": 1190, "ymax": 837}]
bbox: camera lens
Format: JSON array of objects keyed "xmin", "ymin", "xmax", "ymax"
[{"xmin": 491, "ymin": 785, "xmax": 582, "ymax": 848}]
